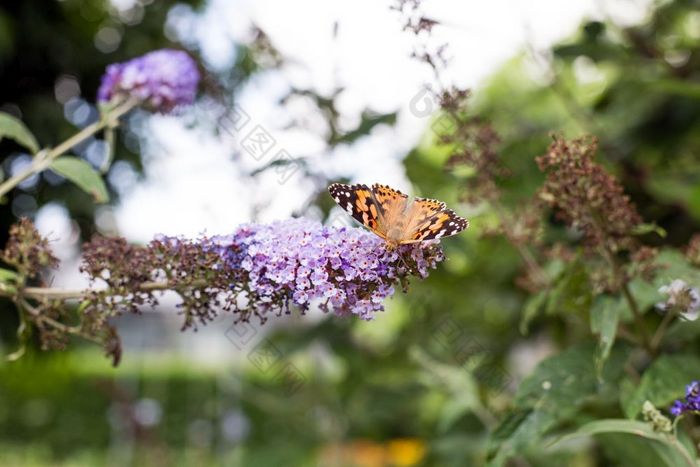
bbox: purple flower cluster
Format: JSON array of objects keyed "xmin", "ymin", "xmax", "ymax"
[
  {"xmin": 670, "ymin": 381, "xmax": 700, "ymax": 416},
  {"xmin": 97, "ymin": 49, "xmax": 200, "ymax": 113},
  {"xmin": 207, "ymin": 219, "xmax": 444, "ymax": 320}
]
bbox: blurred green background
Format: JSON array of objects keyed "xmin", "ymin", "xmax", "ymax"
[{"xmin": 1, "ymin": 0, "xmax": 700, "ymax": 465}]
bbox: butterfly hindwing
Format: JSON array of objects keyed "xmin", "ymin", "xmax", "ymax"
[
  {"xmin": 409, "ymin": 208, "xmax": 469, "ymax": 242},
  {"xmin": 328, "ymin": 183, "xmax": 384, "ymax": 236}
]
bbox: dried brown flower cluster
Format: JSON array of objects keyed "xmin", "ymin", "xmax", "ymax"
[
  {"xmin": 80, "ymin": 235, "xmax": 233, "ymax": 331},
  {"xmin": 76, "ymin": 234, "xmax": 245, "ymax": 364},
  {"xmin": 630, "ymin": 246, "xmax": 661, "ymax": 282},
  {"xmin": 78, "ymin": 237, "xmax": 167, "ymax": 365},
  {"xmin": 440, "ymin": 88, "xmax": 507, "ymax": 203},
  {"xmin": 536, "ymin": 136, "xmax": 642, "ymax": 253},
  {"xmin": 434, "ymin": 89, "xmax": 547, "ymax": 291},
  {"xmin": 0, "ymin": 223, "xmax": 246, "ymax": 366},
  {"xmin": 0, "ymin": 219, "xmax": 65, "ymax": 357},
  {"xmin": 391, "ymin": 0, "xmax": 431, "ymax": 34},
  {"xmin": 1, "ymin": 218, "xmax": 58, "ymax": 278},
  {"xmin": 392, "ymin": 0, "xmax": 449, "ymax": 74}
]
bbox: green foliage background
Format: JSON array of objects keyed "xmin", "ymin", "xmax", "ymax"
[{"xmin": 1, "ymin": 0, "xmax": 700, "ymax": 466}]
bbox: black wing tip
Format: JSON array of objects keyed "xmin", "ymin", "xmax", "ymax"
[
  {"xmin": 443, "ymin": 209, "xmax": 469, "ymax": 230},
  {"xmin": 328, "ymin": 183, "xmax": 354, "ymax": 196}
]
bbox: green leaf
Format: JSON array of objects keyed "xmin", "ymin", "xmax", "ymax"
[
  {"xmin": 648, "ymin": 79, "xmax": 700, "ymax": 100},
  {"xmin": 545, "ymin": 261, "xmax": 592, "ymax": 317},
  {"xmin": 597, "ymin": 433, "xmax": 676, "ymax": 467},
  {"xmin": 631, "ymin": 223, "xmax": 667, "ymax": 238},
  {"xmin": 654, "ymin": 250, "xmax": 700, "ymax": 286},
  {"xmin": 410, "ymin": 347, "xmax": 482, "ymax": 431},
  {"xmin": 552, "ymin": 419, "xmax": 659, "ymax": 442},
  {"xmin": 519, "ymin": 259, "xmax": 572, "ymax": 334},
  {"xmin": 519, "ymin": 291, "xmax": 547, "ymax": 334},
  {"xmin": 487, "ymin": 343, "xmax": 627, "ymax": 466},
  {"xmin": 549, "ymin": 419, "xmax": 696, "ymax": 467},
  {"xmin": 0, "ymin": 112, "xmax": 40, "ymax": 153},
  {"xmin": 0, "ymin": 267, "xmax": 18, "ymax": 295},
  {"xmin": 49, "ymin": 156, "xmax": 109, "ymax": 203},
  {"xmin": 627, "ymin": 278, "xmax": 663, "ymax": 313},
  {"xmin": 7, "ymin": 311, "xmax": 30, "ymax": 362},
  {"xmin": 665, "ymin": 318, "xmax": 700, "ymax": 344},
  {"xmin": 590, "ymin": 296, "xmax": 622, "ymax": 373},
  {"xmin": 623, "ymin": 354, "xmax": 700, "ymax": 419},
  {"xmin": 6, "ymin": 343, "xmax": 26, "ymax": 362},
  {"xmin": 0, "ymin": 267, "xmax": 18, "ymax": 283}
]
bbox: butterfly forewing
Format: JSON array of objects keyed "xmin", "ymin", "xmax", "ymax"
[{"xmin": 328, "ymin": 183, "xmax": 386, "ymax": 236}]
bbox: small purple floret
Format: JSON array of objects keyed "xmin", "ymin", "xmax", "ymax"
[
  {"xmin": 670, "ymin": 380, "xmax": 700, "ymax": 416},
  {"xmin": 97, "ymin": 49, "xmax": 200, "ymax": 113}
]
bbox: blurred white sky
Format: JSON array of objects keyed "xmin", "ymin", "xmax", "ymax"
[{"xmin": 38, "ymin": 0, "xmax": 653, "ymax": 287}]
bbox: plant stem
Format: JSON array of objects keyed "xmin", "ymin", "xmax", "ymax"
[
  {"xmin": 493, "ymin": 203, "xmax": 549, "ymax": 287},
  {"xmin": 620, "ymin": 281, "xmax": 653, "ymax": 354},
  {"xmin": 650, "ymin": 307, "xmax": 677, "ymax": 352},
  {"xmin": 597, "ymin": 241, "xmax": 653, "ymax": 353},
  {"xmin": 9, "ymin": 278, "xmax": 210, "ymax": 301},
  {"xmin": 0, "ymin": 98, "xmax": 138, "ymax": 200},
  {"xmin": 616, "ymin": 323, "xmax": 641, "ymax": 346},
  {"xmin": 19, "ymin": 298, "xmax": 102, "ymax": 344},
  {"xmin": 589, "ymin": 206, "xmax": 653, "ymax": 354},
  {"xmin": 18, "ymin": 281, "xmax": 168, "ymax": 300}
]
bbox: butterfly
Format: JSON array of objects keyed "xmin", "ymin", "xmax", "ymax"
[{"xmin": 328, "ymin": 182, "xmax": 469, "ymax": 250}]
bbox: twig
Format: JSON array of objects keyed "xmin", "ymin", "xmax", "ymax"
[
  {"xmin": 9, "ymin": 278, "xmax": 210, "ymax": 301},
  {"xmin": 493, "ymin": 203, "xmax": 549, "ymax": 287},
  {"xmin": 650, "ymin": 307, "xmax": 678, "ymax": 352},
  {"xmin": 588, "ymin": 207, "xmax": 653, "ymax": 354},
  {"xmin": 19, "ymin": 298, "xmax": 102, "ymax": 344},
  {"xmin": 620, "ymin": 281, "xmax": 653, "ymax": 354},
  {"xmin": 0, "ymin": 98, "xmax": 138, "ymax": 200}
]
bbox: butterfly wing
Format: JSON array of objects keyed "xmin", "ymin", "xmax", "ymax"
[
  {"xmin": 402, "ymin": 197, "xmax": 469, "ymax": 243},
  {"xmin": 328, "ymin": 183, "xmax": 387, "ymax": 237},
  {"xmin": 371, "ymin": 183, "xmax": 409, "ymax": 227}
]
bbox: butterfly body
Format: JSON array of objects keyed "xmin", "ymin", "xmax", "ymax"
[{"xmin": 328, "ymin": 183, "xmax": 468, "ymax": 249}]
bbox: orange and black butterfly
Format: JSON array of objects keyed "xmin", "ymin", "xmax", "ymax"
[{"xmin": 328, "ymin": 183, "xmax": 468, "ymax": 250}]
